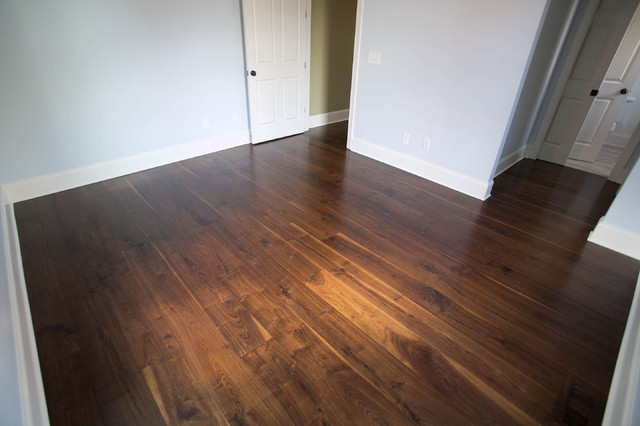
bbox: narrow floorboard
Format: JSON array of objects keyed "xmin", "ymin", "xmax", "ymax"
[{"xmin": 15, "ymin": 122, "xmax": 640, "ymax": 425}]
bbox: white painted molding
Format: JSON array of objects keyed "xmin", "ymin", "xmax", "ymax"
[
  {"xmin": 305, "ymin": 0, "xmax": 312, "ymax": 132},
  {"xmin": 1, "ymin": 187, "xmax": 49, "ymax": 426},
  {"xmin": 603, "ymin": 274, "xmax": 640, "ymax": 425},
  {"xmin": 523, "ymin": 0, "xmax": 580, "ymax": 158},
  {"xmin": 4, "ymin": 131, "xmax": 249, "ymax": 204},
  {"xmin": 496, "ymin": 146, "xmax": 527, "ymax": 177},
  {"xmin": 350, "ymin": 138, "xmax": 493, "ymax": 200},
  {"xmin": 588, "ymin": 220, "xmax": 640, "ymax": 261},
  {"xmin": 346, "ymin": 0, "xmax": 365, "ymax": 151},
  {"xmin": 307, "ymin": 109, "xmax": 350, "ymax": 129}
]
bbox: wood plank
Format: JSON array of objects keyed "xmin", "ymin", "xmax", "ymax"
[{"xmin": 14, "ymin": 121, "xmax": 639, "ymax": 425}]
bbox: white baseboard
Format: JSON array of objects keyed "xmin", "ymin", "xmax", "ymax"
[
  {"xmin": 1, "ymin": 187, "xmax": 49, "ymax": 425},
  {"xmin": 4, "ymin": 131, "xmax": 250, "ymax": 204},
  {"xmin": 496, "ymin": 146, "xmax": 526, "ymax": 177},
  {"xmin": 603, "ymin": 274, "xmax": 640, "ymax": 425},
  {"xmin": 350, "ymin": 138, "xmax": 493, "ymax": 200},
  {"xmin": 525, "ymin": 143, "xmax": 539, "ymax": 159},
  {"xmin": 308, "ymin": 109, "xmax": 349, "ymax": 129},
  {"xmin": 588, "ymin": 220, "xmax": 640, "ymax": 261}
]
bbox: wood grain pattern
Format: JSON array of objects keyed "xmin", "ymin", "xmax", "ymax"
[{"xmin": 15, "ymin": 122, "xmax": 640, "ymax": 425}]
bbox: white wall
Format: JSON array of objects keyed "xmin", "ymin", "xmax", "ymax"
[
  {"xmin": 350, "ymin": 0, "xmax": 548, "ymax": 189},
  {"xmin": 0, "ymin": 1, "xmax": 250, "ymax": 423},
  {"xmin": 500, "ymin": 0, "xmax": 575, "ymax": 166},
  {"xmin": 597, "ymin": 159, "xmax": 640, "ymax": 235},
  {"xmin": 589, "ymin": 159, "xmax": 640, "ymax": 259},
  {"xmin": 0, "ymin": 0, "xmax": 248, "ymax": 185}
]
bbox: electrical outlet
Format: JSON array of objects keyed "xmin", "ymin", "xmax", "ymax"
[
  {"xmin": 232, "ymin": 113, "xmax": 239, "ymax": 124},
  {"xmin": 423, "ymin": 138, "xmax": 431, "ymax": 150},
  {"xmin": 368, "ymin": 51, "xmax": 382, "ymax": 65},
  {"xmin": 401, "ymin": 132, "xmax": 410, "ymax": 145},
  {"xmin": 202, "ymin": 118, "xmax": 210, "ymax": 130}
]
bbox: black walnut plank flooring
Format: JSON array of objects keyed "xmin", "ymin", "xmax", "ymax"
[{"xmin": 15, "ymin": 121, "xmax": 640, "ymax": 425}]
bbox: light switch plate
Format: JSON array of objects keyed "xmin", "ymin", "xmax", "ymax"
[{"xmin": 368, "ymin": 51, "xmax": 382, "ymax": 65}]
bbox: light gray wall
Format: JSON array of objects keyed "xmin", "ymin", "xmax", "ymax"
[
  {"xmin": 500, "ymin": 0, "xmax": 575, "ymax": 162},
  {"xmin": 0, "ymin": 0, "xmax": 248, "ymax": 185},
  {"xmin": 0, "ymin": 203, "xmax": 22, "ymax": 426},
  {"xmin": 0, "ymin": 1, "xmax": 249, "ymax": 422},
  {"xmin": 352, "ymin": 0, "xmax": 547, "ymax": 183},
  {"xmin": 600, "ymin": 159, "xmax": 640, "ymax": 234}
]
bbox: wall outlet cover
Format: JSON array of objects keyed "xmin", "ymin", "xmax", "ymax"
[{"xmin": 401, "ymin": 132, "xmax": 410, "ymax": 145}]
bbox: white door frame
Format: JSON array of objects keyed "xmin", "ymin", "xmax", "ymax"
[
  {"xmin": 305, "ymin": 0, "xmax": 312, "ymax": 131},
  {"xmin": 346, "ymin": 0, "xmax": 365, "ymax": 151},
  {"xmin": 527, "ymin": 0, "xmax": 602, "ymax": 160}
]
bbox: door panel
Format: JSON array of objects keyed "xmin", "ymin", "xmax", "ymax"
[
  {"xmin": 243, "ymin": 0, "xmax": 307, "ymax": 144},
  {"xmin": 282, "ymin": 77, "xmax": 300, "ymax": 120},
  {"xmin": 570, "ymin": 24, "xmax": 611, "ymax": 82},
  {"xmin": 255, "ymin": 1, "xmax": 275, "ymax": 63},
  {"xmin": 257, "ymin": 80, "xmax": 277, "ymax": 125},
  {"xmin": 576, "ymin": 98, "xmax": 610, "ymax": 142},
  {"xmin": 570, "ymin": 6, "xmax": 640, "ymax": 162},
  {"xmin": 537, "ymin": 0, "xmax": 639, "ymax": 164},
  {"xmin": 282, "ymin": 0, "xmax": 300, "ymax": 62}
]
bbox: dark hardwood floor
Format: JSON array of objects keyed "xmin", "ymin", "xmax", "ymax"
[{"xmin": 15, "ymin": 122, "xmax": 640, "ymax": 425}]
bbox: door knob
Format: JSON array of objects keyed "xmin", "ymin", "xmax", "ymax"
[
  {"xmin": 249, "ymin": 70, "xmax": 257, "ymax": 77},
  {"xmin": 621, "ymin": 88, "xmax": 629, "ymax": 95}
]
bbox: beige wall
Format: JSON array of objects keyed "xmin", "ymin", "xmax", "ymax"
[{"xmin": 310, "ymin": 0, "xmax": 357, "ymax": 116}]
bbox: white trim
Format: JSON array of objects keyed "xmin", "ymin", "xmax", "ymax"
[
  {"xmin": 1, "ymin": 187, "xmax": 49, "ymax": 425},
  {"xmin": 603, "ymin": 274, "xmax": 640, "ymax": 425},
  {"xmin": 4, "ymin": 131, "xmax": 249, "ymax": 204},
  {"xmin": 305, "ymin": 0, "xmax": 312, "ymax": 131},
  {"xmin": 495, "ymin": 146, "xmax": 527, "ymax": 177},
  {"xmin": 588, "ymin": 220, "xmax": 640, "ymax": 261},
  {"xmin": 307, "ymin": 109, "xmax": 350, "ymax": 128},
  {"xmin": 350, "ymin": 138, "xmax": 493, "ymax": 200},
  {"xmin": 523, "ymin": 0, "xmax": 580, "ymax": 158},
  {"xmin": 346, "ymin": 0, "xmax": 365, "ymax": 151}
]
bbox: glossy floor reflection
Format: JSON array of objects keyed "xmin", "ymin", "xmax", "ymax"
[{"xmin": 15, "ymin": 122, "xmax": 640, "ymax": 424}]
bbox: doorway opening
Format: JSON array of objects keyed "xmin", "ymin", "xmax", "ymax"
[
  {"xmin": 565, "ymin": 3, "xmax": 640, "ymax": 179},
  {"xmin": 241, "ymin": 0, "xmax": 358, "ymax": 144},
  {"xmin": 308, "ymin": 0, "xmax": 358, "ymax": 131},
  {"xmin": 531, "ymin": 0, "xmax": 640, "ymax": 184}
]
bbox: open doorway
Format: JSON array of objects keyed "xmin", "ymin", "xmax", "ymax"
[
  {"xmin": 531, "ymin": 0, "xmax": 640, "ymax": 183},
  {"xmin": 565, "ymin": 4, "xmax": 640, "ymax": 180},
  {"xmin": 240, "ymin": 0, "xmax": 357, "ymax": 142},
  {"xmin": 308, "ymin": 0, "xmax": 358, "ymax": 129},
  {"xmin": 565, "ymin": 71, "xmax": 640, "ymax": 179}
]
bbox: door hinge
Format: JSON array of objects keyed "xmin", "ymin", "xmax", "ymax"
[
  {"xmin": 304, "ymin": 62, "xmax": 307, "ymax": 69},
  {"xmin": 590, "ymin": 89, "xmax": 599, "ymax": 97},
  {"xmin": 305, "ymin": 10, "xmax": 308, "ymax": 19}
]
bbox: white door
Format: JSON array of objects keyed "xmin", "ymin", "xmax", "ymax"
[
  {"xmin": 242, "ymin": 0, "xmax": 308, "ymax": 144},
  {"xmin": 569, "ymin": 7, "xmax": 640, "ymax": 163},
  {"xmin": 537, "ymin": 0, "xmax": 639, "ymax": 164}
]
